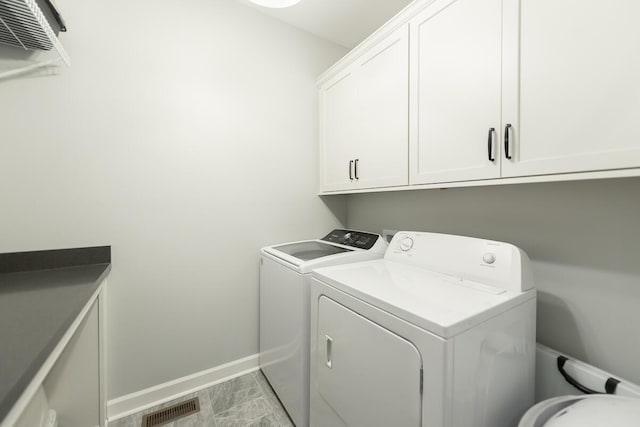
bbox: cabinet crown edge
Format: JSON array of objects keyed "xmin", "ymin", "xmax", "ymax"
[{"xmin": 316, "ymin": 0, "xmax": 435, "ymax": 87}]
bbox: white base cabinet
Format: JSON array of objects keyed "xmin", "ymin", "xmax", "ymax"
[
  {"xmin": 43, "ymin": 298, "xmax": 103, "ymax": 427},
  {"xmin": 8, "ymin": 284, "xmax": 107, "ymax": 427}
]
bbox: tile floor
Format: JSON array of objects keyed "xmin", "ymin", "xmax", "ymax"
[{"xmin": 109, "ymin": 370, "xmax": 294, "ymax": 427}]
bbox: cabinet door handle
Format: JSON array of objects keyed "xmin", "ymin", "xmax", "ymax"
[
  {"xmin": 354, "ymin": 159, "xmax": 359, "ymax": 180},
  {"xmin": 487, "ymin": 128, "xmax": 496, "ymax": 162},
  {"xmin": 504, "ymin": 124, "xmax": 513, "ymax": 160},
  {"xmin": 325, "ymin": 335, "xmax": 333, "ymax": 369},
  {"xmin": 349, "ymin": 160, "xmax": 354, "ymax": 181}
]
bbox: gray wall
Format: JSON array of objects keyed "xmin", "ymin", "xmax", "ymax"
[
  {"xmin": 347, "ymin": 177, "xmax": 640, "ymax": 384},
  {"xmin": 0, "ymin": 0, "xmax": 347, "ymax": 399}
]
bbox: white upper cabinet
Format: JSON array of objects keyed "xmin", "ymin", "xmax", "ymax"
[
  {"xmin": 352, "ymin": 25, "xmax": 409, "ymax": 190},
  {"xmin": 410, "ymin": 0, "xmax": 503, "ymax": 185},
  {"xmin": 319, "ymin": 25, "xmax": 409, "ymax": 192},
  {"xmin": 502, "ymin": 0, "xmax": 640, "ymax": 177},
  {"xmin": 320, "ymin": 70, "xmax": 358, "ymax": 191},
  {"xmin": 318, "ymin": 0, "xmax": 640, "ymax": 194}
]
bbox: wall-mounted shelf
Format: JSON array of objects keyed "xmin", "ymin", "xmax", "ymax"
[{"xmin": 0, "ymin": 0, "xmax": 70, "ymax": 80}]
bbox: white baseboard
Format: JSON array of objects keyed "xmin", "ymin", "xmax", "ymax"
[{"xmin": 107, "ymin": 353, "xmax": 259, "ymax": 422}]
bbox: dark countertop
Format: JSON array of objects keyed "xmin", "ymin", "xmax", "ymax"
[{"xmin": 0, "ymin": 247, "xmax": 110, "ymax": 425}]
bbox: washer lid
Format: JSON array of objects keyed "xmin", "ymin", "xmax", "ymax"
[
  {"xmin": 262, "ymin": 237, "xmax": 387, "ymax": 274},
  {"xmin": 543, "ymin": 395, "xmax": 640, "ymax": 427},
  {"xmin": 271, "ymin": 241, "xmax": 353, "ymax": 261}
]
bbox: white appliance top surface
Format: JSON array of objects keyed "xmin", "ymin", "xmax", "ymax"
[
  {"xmin": 312, "ymin": 258, "xmax": 535, "ymax": 338},
  {"xmin": 270, "ymin": 240, "xmax": 353, "ymax": 261},
  {"xmin": 262, "ymin": 230, "xmax": 387, "ymax": 274}
]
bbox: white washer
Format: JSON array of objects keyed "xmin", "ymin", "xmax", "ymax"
[
  {"xmin": 260, "ymin": 229, "xmax": 387, "ymax": 427},
  {"xmin": 310, "ymin": 231, "xmax": 537, "ymax": 427}
]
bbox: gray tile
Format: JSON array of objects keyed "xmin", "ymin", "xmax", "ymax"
[
  {"xmin": 210, "ymin": 382, "xmax": 261, "ymax": 414},
  {"xmin": 253, "ymin": 371, "xmax": 270, "ymax": 393},
  {"xmin": 247, "ymin": 414, "xmax": 280, "ymax": 427},
  {"xmin": 253, "ymin": 371, "xmax": 294, "ymax": 427},
  {"xmin": 272, "ymin": 407, "xmax": 294, "ymax": 427},
  {"xmin": 208, "ymin": 374, "xmax": 258, "ymax": 412},
  {"xmin": 109, "ymin": 371, "xmax": 295, "ymax": 427},
  {"xmin": 107, "ymin": 415, "xmax": 136, "ymax": 427},
  {"xmin": 109, "ymin": 410, "xmax": 143, "ymax": 427},
  {"xmin": 253, "ymin": 371, "xmax": 280, "ymax": 406},
  {"xmin": 210, "ymin": 374, "xmax": 257, "ymax": 397},
  {"xmin": 111, "ymin": 389, "xmax": 215, "ymax": 427},
  {"xmin": 215, "ymin": 419, "xmax": 247, "ymax": 427},
  {"xmin": 174, "ymin": 389, "xmax": 216, "ymax": 427},
  {"xmin": 214, "ymin": 397, "xmax": 273, "ymax": 426}
]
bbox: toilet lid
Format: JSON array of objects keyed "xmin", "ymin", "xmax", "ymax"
[{"xmin": 543, "ymin": 395, "xmax": 640, "ymax": 427}]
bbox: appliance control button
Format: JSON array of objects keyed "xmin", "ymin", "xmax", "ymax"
[
  {"xmin": 400, "ymin": 237, "xmax": 414, "ymax": 252},
  {"xmin": 483, "ymin": 253, "xmax": 496, "ymax": 264}
]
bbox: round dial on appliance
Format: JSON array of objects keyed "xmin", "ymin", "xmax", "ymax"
[
  {"xmin": 483, "ymin": 253, "xmax": 496, "ymax": 264},
  {"xmin": 400, "ymin": 237, "xmax": 414, "ymax": 251}
]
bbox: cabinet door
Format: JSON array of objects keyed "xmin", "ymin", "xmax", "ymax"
[
  {"xmin": 409, "ymin": 0, "xmax": 503, "ymax": 185},
  {"xmin": 502, "ymin": 0, "xmax": 640, "ymax": 177},
  {"xmin": 319, "ymin": 70, "xmax": 358, "ymax": 192},
  {"xmin": 352, "ymin": 25, "xmax": 409, "ymax": 190},
  {"xmin": 316, "ymin": 296, "xmax": 422, "ymax": 427},
  {"xmin": 43, "ymin": 300, "xmax": 101, "ymax": 427}
]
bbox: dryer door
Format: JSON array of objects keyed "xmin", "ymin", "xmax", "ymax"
[{"xmin": 316, "ymin": 295, "xmax": 422, "ymax": 427}]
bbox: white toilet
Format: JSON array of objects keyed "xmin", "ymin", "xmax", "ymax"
[{"xmin": 519, "ymin": 394, "xmax": 640, "ymax": 427}]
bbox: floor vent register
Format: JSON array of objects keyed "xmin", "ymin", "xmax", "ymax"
[{"xmin": 141, "ymin": 397, "xmax": 200, "ymax": 427}]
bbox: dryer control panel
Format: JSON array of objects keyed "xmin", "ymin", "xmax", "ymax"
[
  {"xmin": 387, "ymin": 231, "xmax": 534, "ymax": 292},
  {"xmin": 322, "ymin": 229, "xmax": 380, "ymax": 250}
]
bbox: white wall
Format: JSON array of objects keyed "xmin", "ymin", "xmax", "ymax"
[
  {"xmin": 0, "ymin": 0, "xmax": 347, "ymax": 399},
  {"xmin": 347, "ymin": 177, "xmax": 640, "ymax": 384}
]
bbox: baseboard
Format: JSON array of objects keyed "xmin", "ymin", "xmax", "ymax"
[{"xmin": 107, "ymin": 353, "xmax": 259, "ymax": 422}]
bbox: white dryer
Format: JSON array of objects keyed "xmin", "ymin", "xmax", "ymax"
[
  {"xmin": 260, "ymin": 229, "xmax": 387, "ymax": 427},
  {"xmin": 310, "ymin": 232, "xmax": 537, "ymax": 427}
]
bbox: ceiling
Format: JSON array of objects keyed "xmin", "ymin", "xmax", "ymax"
[{"xmin": 234, "ymin": 0, "xmax": 414, "ymax": 48}]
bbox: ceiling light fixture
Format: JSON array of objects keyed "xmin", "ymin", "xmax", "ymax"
[{"xmin": 248, "ymin": 0, "xmax": 302, "ymax": 8}]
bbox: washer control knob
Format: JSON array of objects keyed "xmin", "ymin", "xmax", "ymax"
[
  {"xmin": 483, "ymin": 253, "xmax": 496, "ymax": 264},
  {"xmin": 400, "ymin": 237, "xmax": 414, "ymax": 252}
]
